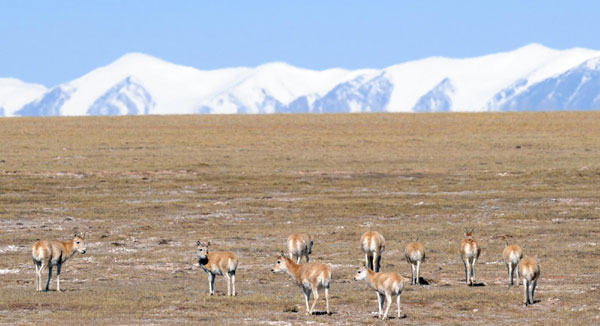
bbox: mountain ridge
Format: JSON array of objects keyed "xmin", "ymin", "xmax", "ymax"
[{"xmin": 2, "ymin": 44, "xmax": 600, "ymax": 116}]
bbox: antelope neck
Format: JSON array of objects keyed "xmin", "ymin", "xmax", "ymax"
[
  {"xmin": 284, "ymin": 258, "xmax": 303, "ymax": 284},
  {"xmin": 61, "ymin": 240, "xmax": 77, "ymax": 261}
]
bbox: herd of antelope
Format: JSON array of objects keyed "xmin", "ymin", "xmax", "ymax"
[{"xmin": 31, "ymin": 228, "xmax": 540, "ymax": 320}]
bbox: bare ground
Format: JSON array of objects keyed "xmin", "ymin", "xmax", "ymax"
[{"xmin": 0, "ymin": 113, "xmax": 599, "ymax": 325}]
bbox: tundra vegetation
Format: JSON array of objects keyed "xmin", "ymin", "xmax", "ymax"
[{"xmin": 0, "ymin": 113, "xmax": 598, "ymax": 325}]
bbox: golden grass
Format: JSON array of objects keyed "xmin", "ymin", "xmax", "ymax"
[{"xmin": 0, "ymin": 112, "xmax": 598, "ymax": 325}]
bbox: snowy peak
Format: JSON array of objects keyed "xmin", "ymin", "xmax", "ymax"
[
  {"xmin": 112, "ymin": 52, "xmax": 172, "ymax": 67},
  {"xmin": 509, "ymin": 43, "xmax": 555, "ymax": 55}
]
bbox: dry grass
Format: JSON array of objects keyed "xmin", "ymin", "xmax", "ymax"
[{"xmin": 0, "ymin": 113, "xmax": 599, "ymax": 325}]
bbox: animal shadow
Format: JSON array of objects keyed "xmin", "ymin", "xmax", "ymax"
[
  {"xmin": 38, "ymin": 289, "xmax": 79, "ymax": 293},
  {"xmin": 417, "ymin": 277, "xmax": 430, "ymax": 285},
  {"xmin": 312, "ymin": 311, "xmax": 335, "ymax": 316},
  {"xmin": 468, "ymin": 282, "xmax": 486, "ymax": 287},
  {"xmin": 375, "ymin": 314, "xmax": 407, "ymax": 320}
]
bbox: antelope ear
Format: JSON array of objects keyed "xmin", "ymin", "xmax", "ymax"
[
  {"xmin": 415, "ymin": 237, "xmax": 419, "ymax": 243},
  {"xmin": 464, "ymin": 228, "xmax": 468, "ymax": 236},
  {"xmin": 196, "ymin": 240, "xmax": 201, "ymax": 246},
  {"xmin": 504, "ymin": 240, "xmax": 509, "ymax": 247},
  {"xmin": 280, "ymin": 250, "xmax": 285, "ymax": 257},
  {"xmin": 73, "ymin": 232, "xmax": 79, "ymax": 238},
  {"xmin": 207, "ymin": 241, "xmax": 211, "ymax": 246}
]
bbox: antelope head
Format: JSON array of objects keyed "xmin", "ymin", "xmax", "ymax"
[
  {"xmin": 271, "ymin": 252, "xmax": 289, "ymax": 274},
  {"xmin": 354, "ymin": 263, "xmax": 369, "ymax": 281},
  {"xmin": 196, "ymin": 240, "xmax": 210, "ymax": 261},
  {"xmin": 72, "ymin": 232, "xmax": 87, "ymax": 254}
]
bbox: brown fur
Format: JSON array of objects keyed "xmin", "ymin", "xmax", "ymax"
[
  {"xmin": 502, "ymin": 241, "xmax": 523, "ymax": 287},
  {"xmin": 287, "ymin": 233, "xmax": 313, "ymax": 264},
  {"xmin": 360, "ymin": 231, "xmax": 385, "ymax": 272},
  {"xmin": 459, "ymin": 228, "xmax": 481, "ymax": 285},
  {"xmin": 271, "ymin": 254, "xmax": 331, "ymax": 315},
  {"xmin": 519, "ymin": 256, "xmax": 540, "ymax": 306},
  {"xmin": 196, "ymin": 241, "xmax": 238, "ymax": 296},
  {"xmin": 31, "ymin": 233, "xmax": 87, "ymax": 292},
  {"xmin": 354, "ymin": 264, "xmax": 404, "ymax": 320},
  {"xmin": 405, "ymin": 240, "xmax": 425, "ymax": 285}
]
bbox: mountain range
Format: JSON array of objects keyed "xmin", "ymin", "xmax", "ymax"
[{"xmin": 2, "ymin": 43, "xmax": 600, "ymax": 117}]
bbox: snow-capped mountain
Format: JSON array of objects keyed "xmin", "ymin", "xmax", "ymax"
[
  {"xmin": 0, "ymin": 78, "xmax": 47, "ymax": 116},
  {"xmin": 4, "ymin": 43, "xmax": 600, "ymax": 116}
]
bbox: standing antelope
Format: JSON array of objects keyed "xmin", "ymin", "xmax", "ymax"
[
  {"xmin": 271, "ymin": 253, "xmax": 331, "ymax": 315},
  {"xmin": 405, "ymin": 238, "xmax": 425, "ymax": 285},
  {"xmin": 459, "ymin": 228, "xmax": 481, "ymax": 286},
  {"xmin": 519, "ymin": 255, "xmax": 540, "ymax": 306},
  {"xmin": 287, "ymin": 233, "xmax": 313, "ymax": 264},
  {"xmin": 502, "ymin": 241, "xmax": 523, "ymax": 287},
  {"xmin": 354, "ymin": 263, "xmax": 405, "ymax": 320},
  {"xmin": 360, "ymin": 231, "xmax": 385, "ymax": 272},
  {"xmin": 32, "ymin": 232, "xmax": 87, "ymax": 292},
  {"xmin": 196, "ymin": 241, "xmax": 238, "ymax": 296}
]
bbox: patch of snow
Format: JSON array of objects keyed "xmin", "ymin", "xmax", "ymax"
[
  {"xmin": 0, "ymin": 245, "xmax": 21, "ymax": 253},
  {"xmin": 0, "ymin": 268, "xmax": 19, "ymax": 274}
]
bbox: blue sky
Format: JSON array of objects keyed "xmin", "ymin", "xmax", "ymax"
[{"xmin": 1, "ymin": 1, "xmax": 599, "ymax": 87}]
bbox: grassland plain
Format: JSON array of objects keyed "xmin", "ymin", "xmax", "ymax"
[{"xmin": 0, "ymin": 113, "xmax": 598, "ymax": 325}]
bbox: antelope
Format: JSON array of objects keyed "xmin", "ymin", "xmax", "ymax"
[
  {"xmin": 459, "ymin": 228, "xmax": 481, "ymax": 286},
  {"xmin": 271, "ymin": 252, "xmax": 331, "ymax": 315},
  {"xmin": 287, "ymin": 233, "xmax": 313, "ymax": 264},
  {"xmin": 405, "ymin": 238, "xmax": 425, "ymax": 285},
  {"xmin": 360, "ymin": 231, "xmax": 385, "ymax": 272},
  {"xmin": 502, "ymin": 241, "xmax": 523, "ymax": 287},
  {"xmin": 354, "ymin": 263, "xmax": 405, "ymax": 320},
  {"xmin": 519, "ymin": 255, "xmax": 540, "ymax": 306},
  {"xmin": 31, "ymin": 232, "xmax": 87, "ymax": 292},
  {"xmin": 196, "ymin": 241, "xmax": 238, "ymax": 296}
]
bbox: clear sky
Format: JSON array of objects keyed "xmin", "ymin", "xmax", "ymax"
[{"xmin": 2, "ymin": 1, "xmax": 600, "ymax": 87}]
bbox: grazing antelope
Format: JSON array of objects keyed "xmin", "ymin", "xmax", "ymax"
[
  {"xmin": 360, "ymin": 231, "xmax": 385, "ymax": 272},
  {"xmin": 405, "ymin": 238, "xmax": 425, "ymax": 285},
  {"xmin": 354, "ymin": 263, "xmax": 405, "ymax": 320},
  {"xmin": 271, "ymin": 253, "xmax": 331, "ymax": 315},
  {"xmin": 519, "ymin": 255, "xmax": 540, "ymax": 306},
  {"xmin": 196, "ymin": 241, "xmax": 238, "ymax": 296},
  {"xmin": 502, "ymin": 241, "xmax": 523, "ymax": 287},
  {"xmin": 459, "ymin": 228, "xmax": 481, "ymax": 286},
  {"xmin": 31, "ymin": 232, "xmax": 87, "ymax": 292},
  {"xmin": 287, "ymin": 233, "xmax": 313, "ymax": 264}
]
